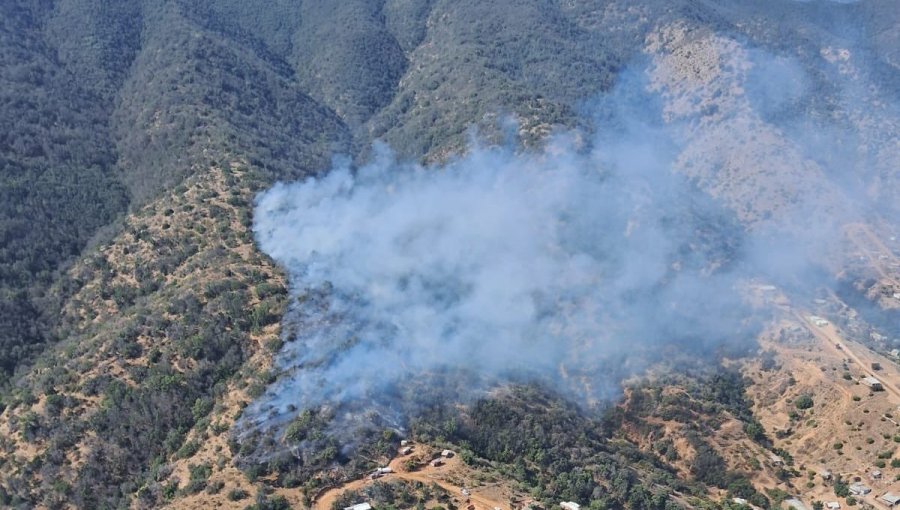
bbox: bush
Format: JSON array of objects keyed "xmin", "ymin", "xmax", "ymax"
[
  {"xmin": 794, "ymin": 394, "xmax": 814, "ymax": 410},
  {"xmin": 182, "ymin": 463, "xmax": 212, "ymax": 494},
  {"xmin": 176, "ymin": 440, "xmax": 201, "ymax": 459},
  {"xmin": 227, "ymin": 488, "xmax": 250, "ymax": 501}
]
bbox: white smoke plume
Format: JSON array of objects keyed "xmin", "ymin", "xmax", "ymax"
[
  {"xmin": 241, "ymin": 116, "xmax": 755, "ymax": 439},
  {"xmin": 235, "ymin": 24, "xmax": 898, "ymax": 450}
]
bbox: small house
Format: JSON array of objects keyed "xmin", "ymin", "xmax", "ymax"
[
  {"xmin": 769, "ymin": 453, "xmax": 784, "ymax": 466},
  {"xmin": 430, "ymin": 458, "xmax": 444, "ymax": 467},
  {"xmin": 560, "ymin": 502, "xmax": 580, "ymax": 510},
  {"xmin": 825, "ymin": 503, "xmax": 840, "ymax": 510},
  {"xmin": 820, "ymin": 469, "xmax": 833, "ymax": 481},
  {"xmin": 441, "ymin": 449, "xmax": 454, "ymax": 458},
  {"xmin": 400, "ymin": 446, "xmax": 412, "ymax": 455},
  {"xmin": 891, "ymin": 349, "xmax": 900, "ymax": 358},
  {"xmin": 872, "ymin": 469, "xmax": 883, "ymax": 480},
  {"xmin": 400, "ymin": 439, "xmax": 409, "ymax": 446},
  {"xmin": 345, "ymin": 503, "xmax": 372, "ymax": 510},
  {"xmin": 732, "ymin": 497, "xmax": 748, "ymax": 505},
  {"xmin": 849, "ymin": 482, "xmax": 872, "ymax": 496},
  {"xmin": 881, "ymin": 493, "xmax": 900, "ymax": 507},
  {"xmin": 861, "ymin": 376, "xmax": 884, "ymax": 391}
]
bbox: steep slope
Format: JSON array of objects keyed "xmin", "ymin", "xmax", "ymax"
[
  {"xmin": 42, "ymin": 0, "xmax": 143, "ymax": 101},
  {"xmin": 112, "ymin": 1, "xmax": 349, "ymax": 202},
  {"xmin": 367, "ymin": 0, "xmax": 622, "ymax": 159},
  {"xmin": 0, "ymin": 0, "xmax": 350, "ymax": 389},
  {"xmin": 185, "ymin": 0, "xmax": 413, "ymax": 131},
  {"xmin": 0, "ymin": 1, "xmax": 347, "ymax": 507},
  {"xmin": 0, "ymin": 163, "xmax": 289, "ymax": 507},
  {"xmin": 0, "ymin": 1, "xmax": 130, "ymax": 383}
]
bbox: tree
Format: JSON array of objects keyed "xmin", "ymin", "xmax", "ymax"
[
  {"xmin": 794, "ymin": 394, "xmax": 814, "ymax": 410},
  {"xmin": 834, "ymin": 479, "xmax": 850, "ymax": 498}
]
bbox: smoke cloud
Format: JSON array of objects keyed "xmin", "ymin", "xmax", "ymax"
[
  {"xmin": 249, "ymin": 128, "xmax": 748, "ymax": 412},
  {"xmin": 235, "ymin": 24, "xmax": 897, "ymax": 450}
]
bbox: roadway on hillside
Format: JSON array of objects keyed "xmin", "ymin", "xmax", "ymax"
[
  {"xmin": 800, "ymin": 313, "xmax": 900, "ymax": 403},
  {"xmin": 797, "ymin": 311, "xmax": 900, "ymax": 510},
  {"xmin": 315, "ymin": 453, "xmax": 507, "ymax": 510}
]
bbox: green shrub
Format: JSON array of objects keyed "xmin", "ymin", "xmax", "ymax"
[
  {"xmin": 176, "ymin": 440, "xmax": 201, "ymax": 459},
  {"xmin": 227, "ymin": 488, "xmax": 249, "ymax": 501},
  {"xmin": 794, "ymin": 394, "xmax": 814, "ymax": 410}
]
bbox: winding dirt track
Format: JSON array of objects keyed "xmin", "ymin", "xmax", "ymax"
[{"xmin": 315, "ymin": 454, "xmax": 507, "ymax": 510}]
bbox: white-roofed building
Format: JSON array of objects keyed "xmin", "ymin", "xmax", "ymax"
[
  {"xmin": 861, "ymin": 376, "xmax": 884, "ymax": 390},
  {"xmin": 849, "ymin": 482, "xmax": 871, "ymax": 495},
  {"xmin": 881, "ymin": 493, "xmax": 900, "ymax": 507}
]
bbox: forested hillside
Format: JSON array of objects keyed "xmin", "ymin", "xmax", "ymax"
[
  {"xmin": 0, "ymin": 1, "xmax": 129, "ymax": 381},
  {"xmin": 0, "ymin": 0, "xmax": 898, "ymax": 509},
  {"xmin": 0, "ymin": 0, "xmax": 349, "ymax": 388}
]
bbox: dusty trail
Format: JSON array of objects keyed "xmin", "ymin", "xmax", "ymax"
[
  {"xmin": 317, "ymin": 478, "xmax": 372, "ymax": 510},
  {"xmin": 315, "ymin": 454, "xmax": 507, "ymax": 510},
  {"xmin": 785, "ymin": 312, "xmax": 893, "ymax": 474},
  {"xmin": 799, "ymin": 312, "xmax": 900, "ymax": 402}
]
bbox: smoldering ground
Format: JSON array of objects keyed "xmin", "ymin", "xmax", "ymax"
[{"xmin": 233, "ymin": 25, "xmax": 898, "ymax": 459}]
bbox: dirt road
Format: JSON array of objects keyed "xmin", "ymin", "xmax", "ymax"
[
  {"xmin": 800, "ymin": 312, "xmax": 900, "ymax": 402},
  {"xmin": 315, "ymin": 453, "xmax": 507, "ymax": 510}
]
